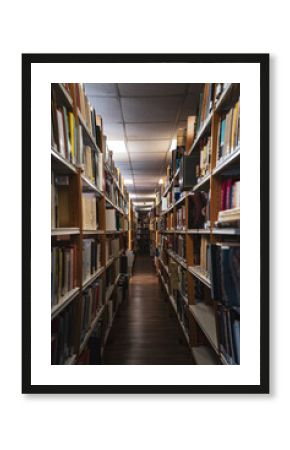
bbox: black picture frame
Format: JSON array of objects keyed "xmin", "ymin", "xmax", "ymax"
[{"xmin": 22, "ymin": 53, "xmax": 269, "ymax": 394}]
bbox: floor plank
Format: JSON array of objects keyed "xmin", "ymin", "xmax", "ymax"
[{"xmin": 103, "ymin": 255, "xmax": 194, "ymax": 365}]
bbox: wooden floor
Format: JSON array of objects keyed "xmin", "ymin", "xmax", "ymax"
[{"xmin": 103, "ymin": 256, "xmax": 194, "ymax": 365}]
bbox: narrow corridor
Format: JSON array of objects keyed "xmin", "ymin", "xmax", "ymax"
[{"xmin": 103, "ymin": 256, "xmax": 194, "ymax": 364}]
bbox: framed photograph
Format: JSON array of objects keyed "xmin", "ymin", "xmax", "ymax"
[{"xmin": 22, "ymin": 53, "xmax": 269, "ymax": 394}]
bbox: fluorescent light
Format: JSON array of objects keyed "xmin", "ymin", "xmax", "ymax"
[
  {"xmin": 124, "ymin": 179, "xmax": 133, "ymax": 185},
  {"xmin": 129, "ymin": 194, "xmax": 155, "ymax": 199},
  {"xmin": 170, "ymin": 138, "xmax": 177, "ymax": 151},
  {"xmin": 107, "ymin": 140, "xmax": 127, "ymax": 154},
  {"xmin": 133, "ymin": 201, "xmax": 154, "ymax": 206}
]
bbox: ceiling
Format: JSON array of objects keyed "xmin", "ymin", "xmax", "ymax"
[{"xmin": 85, "ymin": 83, "xmax": 203, "ymax": 199}]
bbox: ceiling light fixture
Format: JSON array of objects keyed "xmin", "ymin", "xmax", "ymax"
[
  {"xmin": 129, "ymin": 194, "xmax": 155, "ymax": 199},
  {"xmin": 107, "ymin": 140, "xmax": 127, "ymax": 154},
  {"xmin": 170, "ymin": 138, "xmax": 177, "ymax": 151},
  {"xmin": 124, "ymin": 179, "xmax": 133, "ymax": 185}
]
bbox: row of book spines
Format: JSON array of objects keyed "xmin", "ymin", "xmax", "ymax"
[
  {"xmin": 106, "ymin": 238, "xmax": 120, "ymax": 260},
  {"xmin": 51, "ymin": 245, "xmax": 77, "ymax": 306},
  {"xmin": 51, "ymin": 302, "xmax": 75, "ymax": 364},
  {"xmin": 82, "ymin": 239, "xmax": 102, "ymax": 281},
  {"xmin": 217, "ymin": 306, "xmax": 240, "ymax": 364},
  {"xmin": 218, "ymin": 99, "xmax": 240, "ymax": 160},
  {"xmin": 196, "ymin": 83, "xmax": 215, "ymax": 132},
  {"xmin": 198, "ymin": 136, "xmax": 212, "ymax": 177},
  {"xmin": 83, "ymin": 145, "xmax": 103, "ymax": 187},
  {"xmin": 221, "ymin": 179, "xmax": 240, "ymax": 210},
  {"xmin": 80, "ymin": 281, "xmax": 103, "ymax": 341},
  {"xmin": 51, "ymin": 100, "xmax": 82, "ymax": 165},
  {"xmin": 66, "ymin": 83, "xmax": 103, "ymax": 147},
  {"xmin": 106, "ymin": 263, "xmax": 120, "ymax": 287},
  {"xmin": 176, "ymin": 206, "xmax": 186, "ymax": 229},
  {"xmin": 210, "ymin": 244, "xmax": 240, "ymax": 307}
]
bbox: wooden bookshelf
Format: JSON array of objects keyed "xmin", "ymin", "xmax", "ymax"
[
  {"xmin": 155, "ymin": 83, "xmax": 240, "ymax": 365},
  {"xmin": 51, "ymin": 83, "xmax": 129, "ymax": 365}
]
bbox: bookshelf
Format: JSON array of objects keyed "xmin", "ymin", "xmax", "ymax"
[
  {"xmin": 154, "ymin": 83, "xmax": 240, "ymax": 365},
  {"xmin": 51, "ymin": 83, "xmax": 129, "ymax": 365}
]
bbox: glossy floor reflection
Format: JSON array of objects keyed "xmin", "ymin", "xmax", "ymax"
[{"xmin": 103, "ymin": 256, "xmax": 194, "ymax": 365}]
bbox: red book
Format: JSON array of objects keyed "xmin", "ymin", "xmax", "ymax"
[{"xmin": 225, "ymin": 179, "xmax": 233, "ymax": 210}]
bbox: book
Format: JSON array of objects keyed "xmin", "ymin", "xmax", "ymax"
[
  {"xmin": 82, "ymin": 238, "xmax": 101, "ymax": 282},
  {"xmin": 210, "ymin": 243, "xmax": 240, "ymax": 307},
  {"xmin": 51, "ymin": 243, "xmax": 77, "ymax": 306},
  {"xmin": 51, "ymin": 302, "xmax": 75, "ymax": 364},
  {"xmin": 188, "ymin": 191, "xmax": 208, "ymax": 229},
  {"xmin": 217, "ymin": 99, "xmax": 240, "ymax": 162},
  {"xmin": 105, "ymin": 208, "xmax": 117, "ymax": 231},
  {"xmin": 82, "ymin": 193, "xmax": 97, "ymax": 230}
]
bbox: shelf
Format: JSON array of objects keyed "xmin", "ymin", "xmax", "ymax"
[
  {"xmin": 188, "ymin": 266, "xmax": 211, "ymax": 288},
  {"xmin": 51, "ymin": 147, "xmax": 78, "ymax": 174},
  {"xmin": 51, "ymin": 228, "xmax": 80, "ymax": 236},
  {"xmin": 81, "ymin": 175, "xmax": 103, "ymax": 196},
  {"xmin": 105, "ymin": 274, "xmax": 120, "ymax": 302},
  {"xmin": 51, "ymin": 287, "xmax": 80, "ymax": 320},
  {"xmin": 105, "ymin": 163, "xmax": 125, "ymax": 199},
  {"xmin": 82, "ymin": 266, "xmax": 105, "ymax": 290},
  {"xmin": 189, "ymin": 304, "xmax": 218, "ymax": 354},
  {"xmin": 167, "ymin": 249, "xmax": 187, "ymax": 269},
  {"xmin": 162, "ymin": 167, "xmax": 180, "ymax": 197},
  {"xmin": 215, "ymin": 83, "xmax": 239, "ymax": 113},
  {"xmin": 105, "ymin": 196, "xmax": 124, "ymax": 214},
  {"xmin": 105, "ymin": 257, "xmax": 115, "ymax": 269},
  {"xmin": 160, "ymin": 193, "xmax": 188, "ymax": 216},
  {"xmin": 191, "ymin": 346, "xmax": 218, "ymax": 365},
  {"xmin": 188, "ymin": 111, "xmax": 213, "ymax": 155},
  {"xmin": 64, "ymin": 354, "xmax": 77, "ymax": 365},
  {"xmin": 105, "ymin": 230, "xmax": 125, "ymax": 235},
  {"xmin": 192, "ymin": 173, "xmax": 211, "ymax": 191},
  {"xmin": 212, "ymin": 228, "xmax": 240, "ymax": 235},
  {"xmin": 159, "ymin": 257, "xmax": 169, "ymax": 275},
  {"xmin": 187, "ymin": 228, "xmax": 211, "ymax": 235},
  {"xmin": 79, "ymin": 305, "xmax": 105, "ymax": 354},
  {"xmin": 83, "ymin": 230, "xmax": 105, "ymax": 235},
  {"xmin": 212, "ymin": 146, "xmax": 240, "ymax": 176},
  {"xmin": 178, "ymin": 290, "xmax": 189, "ymax": 305}
]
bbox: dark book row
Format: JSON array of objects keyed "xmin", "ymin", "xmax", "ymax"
[
  {"xmin": 83, "ymin": 238, "xmax": 102, "ymax": 282},
  {"xmin": 80, "ymin": 280, "xmax": 104, "ymax": 342},
  {"xmin": 51, "ymin": 243, "xmax": 77, "ymax": 306}
]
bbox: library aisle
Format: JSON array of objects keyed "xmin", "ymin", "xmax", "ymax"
[
  {"xmin": 103, "ymin": 256, "xmax": 194, "ymax": 365},
  {"xmin": 51, "ymin": 83, "xmax": 240, "ymax": 365}
]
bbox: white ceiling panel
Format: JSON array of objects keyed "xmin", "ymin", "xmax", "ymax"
[
  {"xmin": 89, "ymin": 97, "xmax": 123, "ymax": 123},
  {"xmin": 121, "ymin": 96, "xmax": 182, "ymax": 123},
  {"xmin": 126, "ymin": 122, "xmax": 174, "ymax": 140},
  {"xmin": 118, "ymin": 83, "xmax": 188, "ymax": 97},
  {"xmin": 84, "ymin": 83, "xmax": 118, "ymax": 96},
  {"xmin": 130, "ymin": 152, "xmax": 166, "ymax": 161},
  {"xmin": 111, "ymin": 153, "xmax": 129, "ymax": 163},
  {"xmin": 127, "ymin": 140, "xmax": 170, "ymax": 153},
  {"xmin": 103, "ymin": 122, "xmax": 124, "ymax": 140}
]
